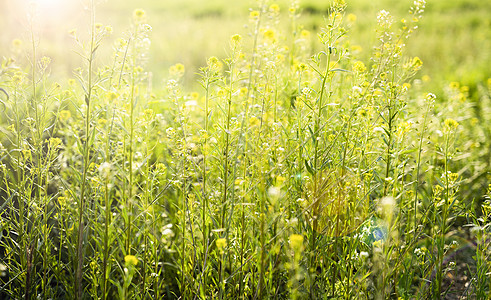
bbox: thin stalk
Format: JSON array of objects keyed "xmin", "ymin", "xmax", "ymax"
[
  {"xmin": 413, "ymin": 99, "xmax": 431, "ymax": 235},
  {"xmin": 126, "ymin": 31, "xmax": 137, "ymax": 255},
  {"xmin": 310, "ymin": 45, "xmax": 332, "ymax": 295},
  {"xmin": 76, "ymin": 1, "xmax": 96, "ymax": 298},
  {"xmin": 436, "ymin": 132, "xmax": 451, "ymax": 298},
  {"xmin": 200, "ymin": 75, "xmax": 211, "ymax": 298},
  {"xmin": 218, "ymin": 58, "xmax": 235, "ymax": 300},
  {"xmin": 237, "ymin": 10, "xmax": 262, "ymax": 298}
]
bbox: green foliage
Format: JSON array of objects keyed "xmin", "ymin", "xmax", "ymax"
[{"xmin": 0, "ymin": 0, "xmax": 490, "ymax": 299}]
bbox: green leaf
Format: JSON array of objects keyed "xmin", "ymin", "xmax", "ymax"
[{"xmin": 305, "ymin": 159, "xmax": 314, "ymax": 175}]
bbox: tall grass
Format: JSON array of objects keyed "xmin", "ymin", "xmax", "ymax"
[{"xmin": 0, "ymin": 0, "xmax": 490, "ymax": 299}]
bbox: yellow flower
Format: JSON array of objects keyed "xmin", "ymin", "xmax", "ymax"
[
  {"xmin": 443, "ymin": 118, "xmax": 459, "ymax": 131},
  {"xmin": 249, "ymin": 116, "xmax": 260, "ymax": 127},
  {"xmin": 169, "ymin": 63, "xmax": 185, "ymax": 76},
  {"xmin": 289, "ymin": 234, "xmax": 304, "ymax": 251},
  {"xmin": 105, "ymin": 26, "xmax": 113, "ymax": 34},
  {"xmin": 353, "ymin": 61, "xmax": 366, "ymax": 73},
  {"xmin": 347, "ymin": 13, "xmax": 357, "ymax": 23},
  {"xmin": 412, "ymin": 57, "xmax": 423, "ymax": 70},
  {"xmin": 12, "ymin": 74, "xmax": 23, "ymax": 85},
  {"xmin": 263, "ymin": 29, "xmax": 275, "ymax": 41},
  {"xmin": 351, "ymin": 45, "xmax": 363, "ymax": 53},
  {"xmin": 133, "ymin": 9, "xmax": 146, "ymax": 22},
  {"xmin": 269, "ymin": 4, "xmax": 280, "ymax": 13},
  {"xmin": 49, "ymin": 137, "xmax": 62, "ymax": 149},
  {"xmin": 208, "ymin": 56, "xmax": 219, "ymax": 66},
  {"xmin": 230, "ymin": 34, "xmax": 242, "ymax": 48},
  {"xmin": 239, "ymin": 87, "xmax": 248, "ymax": 97},
  {"xmin": 449, "ymin": 82, "xmax": 459, "ymax": 89},
  {"xmin": 59, "ymin": 110, "xmax": 72, "ymax": 122},
  {"xmin": 57, "ymin": 196, "xmax": 67, "ymax": 207},
  {"xmin": 300, "ymin": 29, "xmax": 310, "ymax": 39},
  {"xmin": 276, "ymin": 175, "xmax": 286, "ymax": 185},
  {"xmin": 106, "ymin": 91, "xmax": 119, "ymax": 103},
  {"xmin": 12, "ymin": 39, "xmax": 22, "ymax": 47},
  {"xmin": 98, "ymin": 118, "xmax": 108, "ymax": 127},
  {"xmin": 90, "ymin": 260, "xmax": 98, "ymax": 269},
  {"xmin": 249, "ymin": 10, "xmax": 260, "ymax": 21},
  {"xmin": 124, "ymin": 255, "xmax": 139, "ymax": 266},
  {"xmin": 216, "ymin": 238, "xmax": 227, "ymax": 253}
]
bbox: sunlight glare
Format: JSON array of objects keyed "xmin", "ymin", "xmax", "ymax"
[
  {"xmin": 31, "ymin": 0, "xmax": 74, "ymax": 17},
  {"xmin": 28, "ymin": 0, "xmax": 78, "ymax": 27}
]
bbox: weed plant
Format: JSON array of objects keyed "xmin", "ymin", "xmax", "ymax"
[{"xmin": 0, "ymin": 0, "xmax": 490, "ymax": 299}]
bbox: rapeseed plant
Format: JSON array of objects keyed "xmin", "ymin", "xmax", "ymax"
[{"xmin": 1, "ymin": 0, "xmax": 490, "ymax": 299}]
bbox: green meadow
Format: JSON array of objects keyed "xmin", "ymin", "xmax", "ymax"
[{"xmin": 0, "ymin": 0, "xmax": 490, "ymax": 299}]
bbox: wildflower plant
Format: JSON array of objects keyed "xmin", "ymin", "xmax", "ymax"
[{"xmin": 1, "ymin": 0, "xmax": 489, "ymax": 299}]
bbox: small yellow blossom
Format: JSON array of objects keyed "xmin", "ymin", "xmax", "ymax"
[
  {"xmin": 12, "ymin": 74, "xmax": 23, "ymax": 84},
  {"xmin": 124, "ymin": 255, "xmax": 139, "ymax": 266},
  {"xmin": 59, "ymin": 110, "xmax": 72, "ymax": 122},
  {"xmin": 68, "ymin": 29, "xmax": 77, "ymax": 37},
  {"xmin": 169, "ymin": 63, "xmax": 185, "ymax": 76},
  {"xmin": 239, "ymin": 87, "xmax": 248, "ymax": 97},
  {"xmin": 249, "ymin": 10, "xmax": 260, "ymax": 21},
  {"xmin": 216, "ymin": 238, "xmax": 227, "ymax": 253},
  {"xmin": 351, "ymin": 45, "xmax": 363, "ymax": 53},
  {"xmin": 276, "ymin": 54, "xmax": 285, "ymax": 63},
  {"xmin": 353, "ymin": 61, "xmax": 366, "ymax": 73},
  {"xmin": 230, "ymin": 34, "xmax": 242, "ymax": 48},
  {"xmin": 402, "ymin": 83, "xmax": 411, "ymax": 90},
  {"xmin": 269, "ymin": 4, "xmax": 280, "ymax": 13},
  {"xmin": 12, "ymin": 39, "xmax": 22, "ymax": 47},
  {"xmin": 98, "ymin": 118, "xmax": 108, "ymax": 127},
  {"xmin": 249, "ymin": 116, "xmax": 260, "ymax": 127},
  {"xmin": 144, "ymin": 108, "xmax": 154, "ymax": 119},
  {"xmin": 133, "ymin": 9, "xmax": 146, "ymax": 22},
  {"xmin": 58, "ymin": 196, "xmax": 67, "ymax": 207},
  {"xmin": 412, "ymin": 57, "xmax": 423, "ymax": 70},
  {"xmin": 449, "ymin": 82, "xmax": 460, "ymax": 89},
  {"xmin": 191, "ymin": 92, "xmax": 199, "ymax": 99},
  {"xmin": 105, "ymin": 26, "xmax": 113, "ymax": 34},
  {"xmin": 448, "ymin": 172, "xmax": 459, "ymax": 183},
  {"xmin": 263, "ymin": 29, "xmax": 276, "ymax": 41},
  {"xmin": 207, "ymin": 56, "xmax": 219, "ymax": 67},
  {"xmin": 289, "ymin": 234, "xmax": 304, "ymax": 251},
  {"xmin": 106, "ymin": 91, "xmax": 119, "ymax": 103},
  {"xmin": 300, "ymin": 29, "xmax": 310, "ymax": 39},
  {"xmin": 48, "ymin": 137, "xmax": 62, "ymax": 149},
  {"xmin": 276, "ymin": 175, "xmax": 286, "ymax": 185},
  {"xmin": 347, "ymin": 13, "xmax": 357, "ymax": 23},
  {"xmin": 443, "ymin": 118, "xmax": 459, "ymax": 131}
]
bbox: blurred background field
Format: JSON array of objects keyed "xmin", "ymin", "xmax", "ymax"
[{"xmin": 1, "ymin": 0, "xmax": 490, "ymax": 95}]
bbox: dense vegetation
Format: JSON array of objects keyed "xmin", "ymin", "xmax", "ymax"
[{"xmin": 0, "ymin": 0, "xmax": 490, "ymax": 299}]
